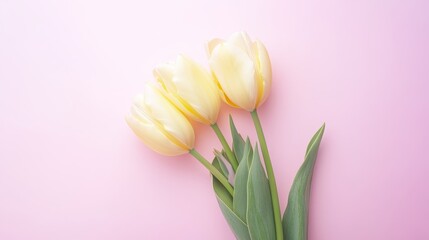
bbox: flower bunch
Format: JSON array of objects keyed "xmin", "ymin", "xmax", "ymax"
[{"xmin": 126, "ymin": 32, "xmax": 325, "ymax": 240}]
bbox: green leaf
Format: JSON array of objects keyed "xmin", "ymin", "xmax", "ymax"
[
  {"xmin": 247, "ymin": 145, "xmax": 276, "ymax": 240},
  {"xmin": 233, "ymin": 139, "xmax": 252, "ymax": 221},
  {"xmin": 246, "ymin": 141, "xmax": 253, "ymax": 171},
  {"xmin": 216, "ymin": 196, "xmax": 252, "ymax": 240},
  {"xmin": 212, "ymin": 158, "xmax": 232, "ymax": 208},
  {"xmin": 213, "ymin": 157, "xmax": 251, "ymax": 240},
  {"xmin": 230, "ymin": 115, "xmax": 245, "ymax": 162},
  {"xmin": 214, "ymin": 150, "xmax": 230, "ymax": 178},
  {"xmin": 282, "ymin": 123, "xmax": 325, "ymax": 240}
]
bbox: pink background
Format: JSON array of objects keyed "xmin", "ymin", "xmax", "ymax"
[{"xmin": 1, "ymin": 0, "xmax": 428, "ymax": 239}]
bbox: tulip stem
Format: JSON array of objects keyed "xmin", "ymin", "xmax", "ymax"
[
  {"xmin": 211, "ymin": 123, "xmax": 239, "ymax": 172},
  {"xmin": 251, "ymin": 110, "xmax": 284, "ymax": 240},
  {"xmin": 189, "ymin": 149, "xmax": 234, "ymax": 196}
]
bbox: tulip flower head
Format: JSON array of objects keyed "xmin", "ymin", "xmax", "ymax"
[
  {"xmin": 126, "ymin": 84, "xmax": 195, "ymax": 156},
  {"xmin": 207, "ymin": 32, "xmax": 272, "ymax": 111},
  {"xmin": 154, "ymin": 55, "xmax": 221, "ymax": 125}
]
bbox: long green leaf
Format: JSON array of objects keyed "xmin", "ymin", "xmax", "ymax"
[
  {"xmin": 247, "ymin": 146, "xmax": 276, "ymax": 240},
  {"xmin": 216, "ymin": 196, "xmax": 252, "ymax": 240},
  {"xmin": 214, "ymin": 150, "xmax": 230, "ymax": 179},
  {"xmin": 212, "ymin": 158, "xmax": 233, "ymax": 208},
  {"xmin": 233, "ymin": 139, "xmax": 252, "ymax": 221},
  {"xmin": 282, "ymin": 123, "xmax": 325, "ymax": 240},
  {"xmin": 230, "ymin": 115, "xmax": 245, "ymax": 162},
  {"xmin": 213, "ymin": 158, "xmax": 251, "ymax": 240}
]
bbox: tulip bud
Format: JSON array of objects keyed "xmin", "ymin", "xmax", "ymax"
[
  {"xmin": 207, "ymin": 32, "xmax": 272, "ymax": 111},
  {"xmin": 154, "ymin": 54, "xmax": 221, "ymax": 125},
  {"xmin": 126, "ymin": 84, "xmax": 195, "ymax": 156}
]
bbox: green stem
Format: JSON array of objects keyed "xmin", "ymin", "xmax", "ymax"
[
  {"xmin": 189, "ymin": 149, "xmax": 234, "ymax": 196},
  {"xmin": 251, "ymin": 110, "xmax": 284, "ymax": 240},
  {"xmin": 211, "ymin": 123, "xmax": 239, "ymax": 172}
]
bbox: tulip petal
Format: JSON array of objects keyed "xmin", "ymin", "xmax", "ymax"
[
  {"xmin": 139, "ymin": 85, "xmax": 195, "ymax": 150},
  {"xmin": 252, "ymin": 41, "xmax": 272, "ymax": 107},
  {"xmin": 125, "ymin": 111, "xmax": 187, "ymax": 156},
  {"xmin": 154, "ymin": 62, "xmax": 197, "ymax": 123},
  {"xmin": 154, "ymin": 63, "xmax": 177, "ymax": 92},
  {"xmin": 154, "ymin": 55, "xmax": 221, "ymax": 124},
  {"xmin": 210, "ymin": 43, "xmax": 258, "ymax": 111},
  {"xmin": 173, "ymin": 55, "xmax": 220, "ymax": 124},
  {"xmin": 227, "ymin": 32, "xmax": 253, "ymax": 57},
  {"xmin": 206, "ymin": 38, "xmax": 224, "ymax": 57}
]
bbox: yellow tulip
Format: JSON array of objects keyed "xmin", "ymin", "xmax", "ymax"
[
  {"xmin": 153, "ymin": 54, "xmax": 221, "ymax": 125},
  {"xmin": 207, "ymin": 32, "xmax": 272, "ymax": 111},
  {"xmin": 125, "ymin": 83, "xmax": 195, "ymax": 156}
]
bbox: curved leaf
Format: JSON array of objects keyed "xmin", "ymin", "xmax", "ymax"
[
  {"xmin": 216, "ymin": 196, "xmax": 251, "ymax": 240},
  {"xmin": 214, "ymin": 150, "xmax": 230, "ymax": 178},
  {"xmin": 230, "ymin": 115, "xmax": 245, "ymax": 162},
  {"xmin": 233, "ymin": 139, "xmax": 252, "ymax": 221},
  {"xmin": 213, "ymin": 158, "xmax": 251, "ymax": 240},
  {"xmin": 212, "ymin": 158, "xmax": 233, "ymax": 208},
  {"xmin": 247, "ymin": 146, "xmax": 276, "ymax": 240},
  {"xmin": 282, "ymin": 124, "xmax": 325, "ymax": 240}
]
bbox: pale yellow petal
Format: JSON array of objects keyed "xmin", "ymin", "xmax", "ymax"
[
  {"xmin": 141, "ymin": 84, "xmax": 195, "ymax": 150},
  {"xmin": 226, "ymin": 31, "xmax": 253, "ymax": 56},
  {"xmin": 206, "ymin": 38, "xmax": 224, "ymax": 57},
  {"xmin": 252, "ymin": 40, "xmax": 272, "ymax": 107},
  {"xmin": 153, "ymin": 63, "xmax": 177, "ymax": 92},
  {"xmin": 153, "ymin": 67, "xmax": 196, "ymax": 124},
  {"xmin": 173, "ymin": 54, "xmax": 220, "ymax": 124},
  {"xmin": 209, "ymin": 43, "xmax": 257, "ymax": 111},
  {"xmin": 126, "ymin": 111, "xmax": 187, "ymax": 156}
]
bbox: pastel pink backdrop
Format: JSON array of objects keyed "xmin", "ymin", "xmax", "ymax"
[{"xmin": 1, "ymin": 0, "xmax": 428, "ymax": 239}]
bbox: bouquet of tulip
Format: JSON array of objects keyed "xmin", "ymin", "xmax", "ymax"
[{"xmin": 126, "ymin": 32, "xmax": 325, "ymax": 240}]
